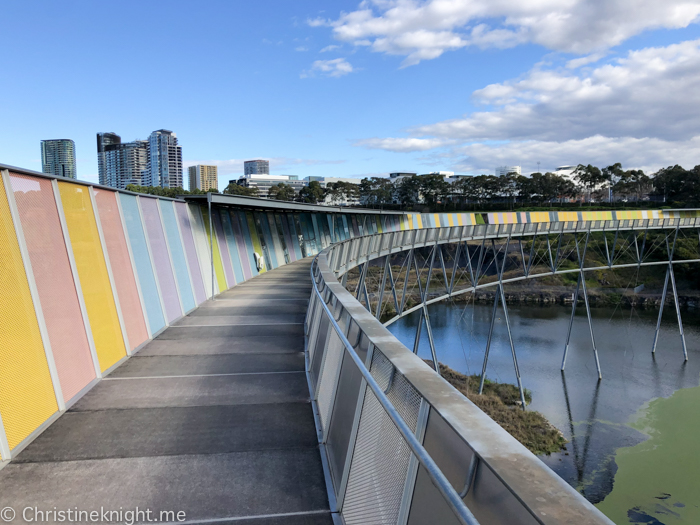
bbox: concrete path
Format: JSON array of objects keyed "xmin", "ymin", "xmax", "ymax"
[{"xmin": 0, "ymin": 259, "xmax": 332, "ymax": 525}]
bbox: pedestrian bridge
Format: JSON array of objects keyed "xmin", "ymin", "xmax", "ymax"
[{"xmin": 1, "ymin": 163, "xmax": 698, "ymax": 524}]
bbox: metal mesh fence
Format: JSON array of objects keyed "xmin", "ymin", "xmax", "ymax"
[{"xmin": 341, "ymin": 349, "xmax": 422, "ymax": 525}]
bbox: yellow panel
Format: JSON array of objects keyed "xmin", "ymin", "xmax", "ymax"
[
  {"xmin": 416, "ymin": 215, "xmax": 423, "ymax": 229},
  {"xmin": 433, "ymin": 214, "xmax": 441, "ymax": 227},
  {"xmin": 456, "ymin": 214, "xmax": 463, "ymax": 226},
  {"xmin": 58, "ymin": 182, "xmax": 126, "ymax": 372},
  {"xmin": 201, "ymin": 208, "xmax": 228, "ymax": 288},
  {"xmin": 0, "ymin": 177, "xmax": 58, "ymax": 449}
]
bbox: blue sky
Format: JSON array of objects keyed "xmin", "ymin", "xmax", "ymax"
[{"xmin": 1, "ymin": 0, "xmax": 700, "ymax": 188}]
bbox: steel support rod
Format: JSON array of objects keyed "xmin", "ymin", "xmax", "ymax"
[
  {"xmin": 376, "ymin": 255, "xmax": 390, "ymax": 319},
  {"xmin": 386, "ymin": 260, "xmax": 401, "ymax": 316},
  {"xmin": 413, "ymin": 309, "xmax": 424, "ymax": 354},
  {"xmin": 652, "ymin": 266, "xmax": 670, "ymax": 354},
  {"xmin": 400, "ymin": 248, "xmax": 414, "ymax": 312},
  {"xmin": 438, "ymin": 245, "xmax": 450, "ymax": 294},
  {"xmin": 668, "ymin": 261, "xmax": 689, "ymax": 361},
  {"xmin": 449, "ymin": 242, "xmax": 462, "ymax": 293},
  {"xmin": 423, "ymin": 305, "xmax": 441, "ymax": 375},
  {"xmin": 478, "ymin": 287, "xmax": 500, "ymax": 395},
  {"xmin": 499, "ymin": 283, "xmax": 527, "ymax": 409},
  {"xmin": 580, "ymin": 275, "xmax": 602, "ymax": 380},
  {"xmin": 561, "ymin": 272, "xmax": 582, "ymax": 371}
]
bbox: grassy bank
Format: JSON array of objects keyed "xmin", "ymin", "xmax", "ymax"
[{"xmin": 435, "ymin": 362, "xmax": 567, "ymax": 455}]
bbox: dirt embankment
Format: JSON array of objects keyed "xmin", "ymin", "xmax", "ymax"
[{"xmin": 433, "ymin": 362, "xmax": 567, "ymax": 456}]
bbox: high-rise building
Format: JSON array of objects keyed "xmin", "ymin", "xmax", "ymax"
[
  {"xmin": 41, "ymin": 139, "xmax": 76, "ymax": 179},
  {"xmin": 143, "ymin": 130, "xmax": 183, "ymax": 188},
  {"xmin": 97, "ymin": 132, "xmax": 121, "ymax": 185},
  {"xmin": 103, "ymin": 140, "xmax": 149, "ymax": 189},
  {"xmin": 495, "ymin": 166, "xmax": 521, "ymax": 177},
  {"xmin": 244, "ymin": 159, "xmax": 269, "ymax": 176},
  {"xmin": 188, "ymin": 165, "xmax": 218, "ymax": 192}
]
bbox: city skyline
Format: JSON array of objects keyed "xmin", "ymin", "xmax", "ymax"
[{"xmin": 2, "ymin": 1, "xmax": 699, "ymax": 188}]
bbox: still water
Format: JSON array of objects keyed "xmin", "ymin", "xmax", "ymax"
[{"xmin": 387, "ymin": 301, "xmax": 700, "ymax": 524}]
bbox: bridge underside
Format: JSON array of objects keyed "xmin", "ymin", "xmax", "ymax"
[{"xmin": 0, "ymin": 260, "xmax": 332, "ymax": 525}]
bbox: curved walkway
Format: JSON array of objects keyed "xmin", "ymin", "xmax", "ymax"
[{"xmin": 0, "ymin": 259, "xmax": 332, "ymax": 525}]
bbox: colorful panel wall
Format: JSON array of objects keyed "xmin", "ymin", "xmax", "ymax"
[
  {"xmin": 120, "ymin": 194, "xmax": 167, "ymax": 336},
  {"xmin": 94, "ymin": 188, "xmax": 150, "ymax": 352},
  {"xmin": 174, "ymin": 202, "xmax": 207, "ymax": 305},
  {"xmin": 0, "ymin": 175, "xmax": 59, "ymax": 452},
  {"xmin": 140, "ymin": 197, "xmax": 183, "ymax": 323},
  {"xmin": 159, "ymin": 200, "xmax": 196, "ymax": 313},
  {"xmin": 57, "ymin": 182, "xmax": 127, "ymax": 373},
  {"xmin": 11, "ymin": 175, "xmax": 96, "ymax": 401}
]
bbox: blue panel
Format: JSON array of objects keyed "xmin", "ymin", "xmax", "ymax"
[
  {"xmin": 287, "ymin": 214, "xmax": 303, "ymax": 259},
  {"xmin": 220, "ymin": 211, "xmax": 244, "ymax": 284},
  {"xmin": 310, "ymin": 214, "xmax": 323, "ymax": 249},
  {"xmin": 237, "ymin": 211, "xmax": 259, "ymax": 276},
  {"xmin": 158, "ymin": 201, "xmax": 196, "ymax": 313},
  {"xmin": 341, "ymin": 215, "xmax": 350, "ymax": 239},
  {"xmin": 119, "ymin": 194, "xmax": 166, "ymax": 334},
  {"xmin": 256, "ymin": 212, "xmax": 279, "ymax": 268}
]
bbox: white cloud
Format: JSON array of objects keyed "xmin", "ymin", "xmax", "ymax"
[
  {"xmin": 453, "ymin": 135, "xmax": 700, "ymax": 175},
  {"xmin": 315, "ymin": 0, "xmax": 700, "ymax": 65},
  {"xmin": 295, "ymin": 46, "xmax": 309, "ymax": 52},
  {"xmin": 320, "ymin": 44, "xmax": 341, "ymax": 52},
  {"xmin": 353, "ymin": 39, "xmax": 700, "ymax": 173},
  {"xmin": 355, "ymin": 137, "xmax": 449, "ymax": 152},
  {"xmin": 301, "ymin": 58, "xmax": 355, "ymax": 78}
]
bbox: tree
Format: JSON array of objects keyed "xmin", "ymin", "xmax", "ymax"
[
  {"xmin": 223, "ymin": 182, "xmax": 259, "ymax": 197},
  {"xmin": 125, "ymin": 184, "xmax": 189, "ymax": 198},
  {"xmin": 613, "ymin": 168, "xmax": 651, "ymax": 202},
  {"xmin": 573, "ymin": 164, "xmax": 606, "ymax": 203},
  {"xmin": 359, "ymin": 177, "xmax": 394, "ymax": 207},
  {"xmin": 326, "ymin": 181, "xmax": 360, "ymax": 205},
  {"xmin": 395, "ymin": 175, "xmax": 421, "ymax": 207},
  {"xmin": 298, "ymin": 180, "xmax": 326, "ymax": 203},
  {"xmin": 418, "ymin": 174, "xmax": 451, "ymax": 208},
  {"xmin": 651, "ymin": 165, "xmax": 700, "ymax": 202},
  {"xmin": 268, "ymin": 183, "xmax": 296, "ymax": 201}
]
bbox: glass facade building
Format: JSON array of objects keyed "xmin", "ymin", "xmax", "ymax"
[
  {"xmin": 41, "ymin": 139, "xmax": 76, "ymax": 179},
  {"xmin": 143, "ymin": 130, "xmax": 183, "ymax": 189}
]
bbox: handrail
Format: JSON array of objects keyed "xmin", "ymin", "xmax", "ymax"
[{"xmin": 310, "ymin": 254, "xmax": 481, "ymax": 525}]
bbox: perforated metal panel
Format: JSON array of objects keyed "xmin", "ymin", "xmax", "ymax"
[
  {"xmin": 173, "ymin": 202, "xmax": 207, "ymax": 305},
  {"xmin": 0, "ymin": 175, "xmax": 59, "ymax": 450},
  {"xmin": 10, "ymin": 174, "xmax": 96, "ymax": 401},
  {"xmin": 200, "ymin": 206, "xmax": 227, "ymax": 291},
  {"xmin": 140, "ymin": 197, "xmax": 182, "ymax": 322},
  {"xmin": 213, "ymin": 209, "xmax": 236, "ymax": 287},
  {"xmin": 58, "ymin": 182, "xmax": 127, "ymax": 372},
  {"xmin": 159, "ymin": 200, "xmax": 196, "ymax": 312},
  {"xmin": 220, "ymin": 210, "xmax": 244, "ymax": 283},
  {"xmin": 93, "ymin": 188, "xmax": 149, "ymax": 352},
  {"xmin": 119, "ymin": 194, "xmax": 166, "ymax": 335},
  {"xmin": 189, "ymin": 204, "xmax": 215, "ymax": 297},
  {"xmin": 228, "ymin": 210, "xmax": 253, "ymax": 280},
  {"xmin": 316, "ymin": 329, "xmax": 344, "ymax": 431},
  {"xmin": 342, "ymin": 350, "xmax": 422, "ymax": 525}
]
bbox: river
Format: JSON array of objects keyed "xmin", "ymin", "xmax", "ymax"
[{"xmin": 387, "ymin": 301, "xmax": 700, "ymax": 525}]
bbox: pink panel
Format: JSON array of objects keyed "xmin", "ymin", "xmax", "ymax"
[
  {"xmin": 93, "ymin": 189, "xmax": 150, "ymax": 351},
  {"xmin": 139, "ymin": 197, "xmax": 182, "ymax": 322},
  {"xmin": 9, "ymin": 173, "xmax": 96, "ymax": 401},
  {"xmin": 174, "ymin": 202, "xmax": 206, "ymax": 305}
]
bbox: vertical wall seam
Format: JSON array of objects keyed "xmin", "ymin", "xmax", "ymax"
[
  {"xmin": 50, "ymin": 179, "xmax": 102, "ymax": 380},
  {"xmin": 136, "ymin": 196, "xmax": 169, "ymax": 326},
  {"xmin": 116, "ymin": 194, "xmax": 152, "ymax": 339},
  {"xmin": 156, "ymin": 200, "xmax": 186, "ymax": 315},
  {"xmin": 89, "ymin": 188, "xmax": 131, "ymax": 356},
  {"xmin": 2, "ymin": 172, "xmax": 65, "ymax": 411},
  {"xmin": 171, "ymin": 201, "xmax": 198, "ymax": 310}
]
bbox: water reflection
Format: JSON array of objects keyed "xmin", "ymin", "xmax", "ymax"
[{"xmin": 387, "ymin": 301, "xmax": 700, "ymax": 506}]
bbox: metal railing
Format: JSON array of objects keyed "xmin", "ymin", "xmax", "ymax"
[{"xmin": 306, "ymin": 226, "xmax": 622, "ymax": 524}]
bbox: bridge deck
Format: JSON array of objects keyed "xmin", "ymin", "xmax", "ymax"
[{"xmin": 0, "ymin": 259, "xmax": 332, "ymax": 525}]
